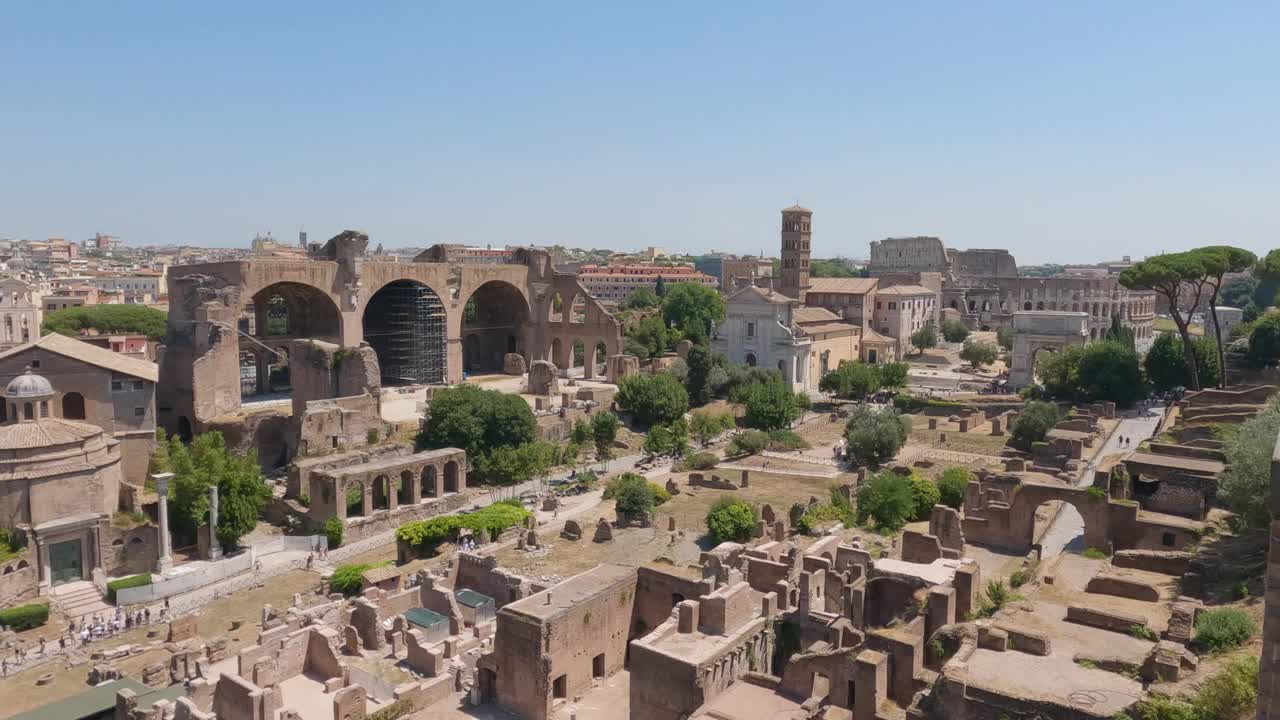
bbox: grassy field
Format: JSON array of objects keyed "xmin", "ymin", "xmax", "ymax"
[{"xmin": 1153, "ymin": 317, "xmax": 1205, "ymax": 336}]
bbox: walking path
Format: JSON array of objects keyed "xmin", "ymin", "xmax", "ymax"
[{"xmin": 1038, "ymin": 403, "xmax": 1163, "ymax": 557}]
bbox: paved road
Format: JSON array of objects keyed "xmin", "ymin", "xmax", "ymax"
[{"xmin": 1038, "ymin": 403, "xmax": 1164, "ymax": 557}]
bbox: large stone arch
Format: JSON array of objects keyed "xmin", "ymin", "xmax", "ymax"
[
  {"xmin": 249, "ymin": 281, "xmax": 344, "ymax": 342},
  {"xmin": 362, "ymin": 279, "xmax": 447, "ymax": 385},
  {"xmin": 963, "ymin": 479, "xmax": 1110, "ymax": 554},
  {"xmin": 1009, "ymin": 311, "xmax": 1089, "ymax": 387},
  {"xmin": 459, "ymin": 280, "xmax": 532, "ymax": 374},
  {"xmin": 864, "ymin": 576, "xmax": 919, "ymax": 628}
]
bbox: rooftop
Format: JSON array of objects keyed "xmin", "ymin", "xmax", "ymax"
[
  {"xmin": 504, "ymin": 564, "xmax": 636, "ymax": 621},
  {"xmin": 876, "ymin": 284, "xmax": 934, "ymax": 296},
  {"xmin": 0, "ymin": 332, "xmax": 158, "ymax": 382},
  {"xmin": 1125, "ymin": 451, "xmax": 1225, "ymax": 476},
  {"xmin": 0, "ymin": 417, "xmax": 104, "ymax": 451},
  {"xmin": 806, "ymin": 277, "xmax": 878, "ymax": 295}
]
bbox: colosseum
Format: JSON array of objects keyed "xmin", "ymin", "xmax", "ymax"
[{"xmin": 869, "ymin": 236, "xmax": 1155, "ymax": 348}]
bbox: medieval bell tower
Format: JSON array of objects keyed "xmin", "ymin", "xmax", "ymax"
[{"xmin": 779, "ymin": 204, "xmax": 812, "ymax": 302}]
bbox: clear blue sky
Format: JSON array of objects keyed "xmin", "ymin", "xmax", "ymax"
[{"xmin": 2, "ymin": 2, "xmax": 1277, "ymax": 264}]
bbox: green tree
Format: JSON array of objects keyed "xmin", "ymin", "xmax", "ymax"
[
  {"xmin": 941, "ymin": 320, "xmax": 970, "ymax": 343},
  {"xmin": 611, "ymin": 473, "xmax": 657, "ymax": 517},
  {"xmin": 42, "ymin": 304, "xmax": 169, "ymax": 341},
  {"xmin": 742, "ymin": 380, "xmax": 802, "ymax": 431},
  {"xmin": 571, "ymin": 417, "xmax": 591, "ymax": 445},
  {"xmin": 810, "ymin": 258, "xmax": 858, "ymax": 278},
  {"xmin": 1221, "ymin": 275, "xmax": 1258, "ymax": 308},
  {"xmin": 878, "ymin": 362, "xmax": 909, "ymax": 390},
  {"xmin": 1248, "ymin": 311, "xmax": 1280, "ymax": 368},
  {"xmin": 1144, "ymin": 333, "xmax": 1221, "ymax": 392},
  {"xmin": 162, "ymin": 431, "xmax": 270, "ymax": 550},
  {"xmin": 654, "ymin": 275, "xmax": 667, "ymax": 298},
  {"xmin": 1011, "ymin": 401, "xmax": 1058, "ymax": 450},
  {"xmin": 479, "ymin": 441, "xmax": 554, "ymax": 487},
  {"xmin": 996, "ymin": 325, "xmax": 1015, "ymax": 351},
  {"xmin": 910, "ymin": 324, "xmax": 937, "ymax": 353},
  {"xmin": 1104, "ymin": 314, "xmax": 1135, "ymax": 349},
  {"xmin": 661, "ymin": 282, "xmax": 726, "ymax": 338},
  {"xmin": 620, "ymin": 287, "xmax": 660, "ymax": 310},
  {"xmin": 667, "ymin": 417, "xmax": 691, "ymax": 458},
  {"xmin": 1220, "ymin": 398, "xmax": 1280, "ymax": 528},
  {"xmin": 843, "ymin": 406, "xmax": 910, "ymax": 466},
  {"xmin": 642, "ymin": 424, "xmax": 671, "ymax": 457},
  {"xmin": 819, "ymin": 361, "xmax": 880, "ymax": 399},
  {"xmin": 1076, "ymin": 341, "xmax": 1146, "ymax": 406},
  {"xmin": 1120, "ymin": 251, "xmax": 1212, "ymax": 390},
  {"xmin": 685, "ymin": 345, "xmax": 714, "ymax": 405},
  {"xmin": 937, "ymin": 467, "xmax": 973, "ymax": 510},
  {"xmin": 616, "ymin": 373, "xmax": 690, "ymax": 425},
  {"xmin": 417, "ymin": 385, "xmax": 536, "ymax": 483},
  {"xmin": 625, "ymin": 314, "xmax": 678, "ymax": 360},
  {"xmin": 855, "ymin": 472, "xmax": 916, "ymax": 532},
  {"xmin": 959, "ymin": 340, "xmax": 998, "ymax": 368},
  {"xmin": 706, "ymin": 496, "xmax": 756, "ymax": 543},
  {"xmin": 591, "ymin": 411, "xmax": 621, "ymax": 467},
  {"xmin": 1253, "ymin": 249, "xmax": 1280, "ymax": 309},
  {"xmin": 907, "ymin": 473, "xmax": 941, "ymax": 521},
  {"xmin": 1036, "ymin": 345, "xmax": 1083, "ymax": 399},
  {"xmin": 1199, "ymin": 246, "xmax": 1258, "ymax": 387},
  {"xmin": 690, "ymin": 409, "xmax": 734, "ymax": 446}
]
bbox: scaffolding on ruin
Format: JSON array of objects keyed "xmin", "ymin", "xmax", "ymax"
[{"xmin": 364, "ymin": 281, "xmax": 446, "ymax": 385}]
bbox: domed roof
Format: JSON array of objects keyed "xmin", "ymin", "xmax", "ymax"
[{"xmin": 5, "ymin": 367, "xmax": 54, "ymax": 399}]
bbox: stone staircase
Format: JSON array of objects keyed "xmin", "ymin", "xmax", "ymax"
[{"xmin": 53, "ymin": 580, "xmax": 113, "ymax": 622}]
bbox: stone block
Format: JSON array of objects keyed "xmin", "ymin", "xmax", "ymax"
[
  {"xmin": 168, "ymin": 615, "xmax": 199, "ymax": 644},
  {"xmin": 503, "ymin": 353, "xmax": 527, "ymax": 375},
  {"xmin": 528, "ymin": 361, "xmax": 559, "ymax": 396},
  {"xmin": 592, "ymin": 518, "xmax": 613, "ymax": 542}
]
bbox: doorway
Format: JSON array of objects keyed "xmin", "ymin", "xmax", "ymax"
[{"xmin": 50, "ymin": 539, "xmax": 84, "ymax": 585}]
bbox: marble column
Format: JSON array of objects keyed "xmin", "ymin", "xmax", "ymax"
[
  {"xmin": 207, "ymin": 485, "xmax": 222, "ymax": 561},
  {"xmin": 153, "ymin": 472, "xmax": 174, "ymax": 574}
]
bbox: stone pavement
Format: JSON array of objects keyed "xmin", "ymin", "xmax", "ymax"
[{"xmin": 1039, "ymin": 403, "xmax": 1163, "ymax": 557}]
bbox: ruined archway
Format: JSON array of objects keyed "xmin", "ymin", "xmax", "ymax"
[
  {"xmin": 363, "ymin": 279, "xmax": 447, "ymax": 385},
  {"xmin": 462, "ymin": 281, "xmax": 529, "ymax": 374},
  {"xmin": 423, "ymin": 465, "xmax": 438, "ymax": 498},
  {"xmin": 444, "ymin": 461, "xmax": 460, "ymax": 493},
  {"xmin": 398, "ymin": 470, "xmax": 415, "ymax": 505},
  {"xmin": 250, "ymin": 281, "xmax": 342, "ymax": 341},
  {"xmin": 1036, "ymin": 501, "xmax": 1086, "ymax": 557}
]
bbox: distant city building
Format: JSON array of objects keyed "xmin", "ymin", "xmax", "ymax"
[
  {"xmin": 575, "ymin": 263, "xmax": 717, "ymax": 303},
  {"xmin": 88, "ymin": 273, "xmax": 162, "ymax": 304},
  {"xmin": 720, "ymin": 256, "xmax": 775, "ymax": 291},
  {"xmin": 82, "ymin": 233, "xmax": 121, "ymax": 251},
  {"xmin": 872, "ymin": 285, "xmax": 937, "ymax": 356}
]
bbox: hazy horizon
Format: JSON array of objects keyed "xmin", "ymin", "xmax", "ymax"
[{"xmin": 2, "ymin": 3, "xmax": 1276, "ymax": 264}]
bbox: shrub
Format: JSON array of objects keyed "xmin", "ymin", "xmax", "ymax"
[
  {"xmin": 843, "ymin": 407, "xmax": 910, "ymax": 466},
  {"xmin": 855, "ymin": 472, "xmax": 916, "ymax": 532},
  {"xmin": 684, "ymin": 451, "xmax": 719, "ymax": 470},
  {"xmin": 726, "ymin": 430, "xmax": 768, "ymax": 457},
  {"xmin": 959, "ymin": 339, "xmax": 998, "ymax": 368},
  {"xmin": 891, "ymin": 394, "xmax": 962, "ymax": 413},
  {"xmin": 1082, "ymin": 547, "xmax": 1107, "ymax": 560},
  {"xmin": 611, "ymin": 473, "xmax": 657, "ymax": 516},
  {"xmin": 937, "ymin": 467, "xmax": 972, "ymax": 510},
  {"xmin": 616, "ymin": 373, "xmax": 690, "ymax": 426},
  {"xmin": 742, "ymin": 380, "xmax": 802, "ymax": 431},
  {"xmin": 330, "ymin": 562, "xmax": 387, "ymax": 597},
  {"xmin": 324, "ymin": 517, "xmax": 344, "ymax": 549},
  {"xmin": 106, "ymin": 573, "xmax": 152, "ymax": 603},
  {"xmin": 1220, "ymin": 398, "xmax": 1280, "ymax": 528},
  {"xmin": 1008, "ymin": 567, "xmax": 1033, "ymax": 588},
  {"xmin": 650, "ymin": 483, "xmax": 671, "ymax": 506},
  {"xmin": 706, "ymin": 496, "xmax": 755, "ymax": 543},
  {"xmin": 690, "ymin": 409, "xmax": 735, "ymax": 445},
  {"xmin": 941, "ymin": 319, "xmax": 970, "ymax": 343},
  {"xmin": 1194, "ymin": 608, "xmax": 1255, "ymax": 653},
  {"xmin": 1248, "ymin": 311, "xmax": 1280, "ymax": 367},
  {"xmin": 0, "ymin": 602, "xmax": 49, "ymax": 631},
  {"xmin": 796, "ymin": 503, "xmax": 849, "ymax": 534},
  {"xmin": 907, "ymin": 473, "xmax": 940, "ymax": 521},
  {"xmin": 1193, "ymin": 656, "xmax": 1258, "ymax": 720},
  {"xmin": 969, "ymin": 580, "xmax": 1014, "ymax": 619},
  {"xmin": 1086, "ymin": 486, "xmax": 1107, "ymax": 501},
  {"xmin": 765, "ymin": 430, "xmax": 810, "ymax": 451},
  {"xmin": 1011, "ymin": 401, "xmax": 1059, "ymax": 449},
  {"xmin": 1130, "ymin": 624, "xmax": 1158, "ymax": 641}
]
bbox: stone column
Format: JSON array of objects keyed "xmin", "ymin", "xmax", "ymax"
[
  {"xmin": 153, "ymin": 472, "xmax": 175, "ymax": 574},
  {"xmin": 37, "ymin": 540, "xmax": 51, "ymax": 592},
  {"xmin": 207, "ymin": 485, "xmax": 222, "ymax": 561}
]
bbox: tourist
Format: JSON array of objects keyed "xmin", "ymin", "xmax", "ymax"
[{"xmin": 144, "ymin": 608, "xmax": 151, "ymax": 624}]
